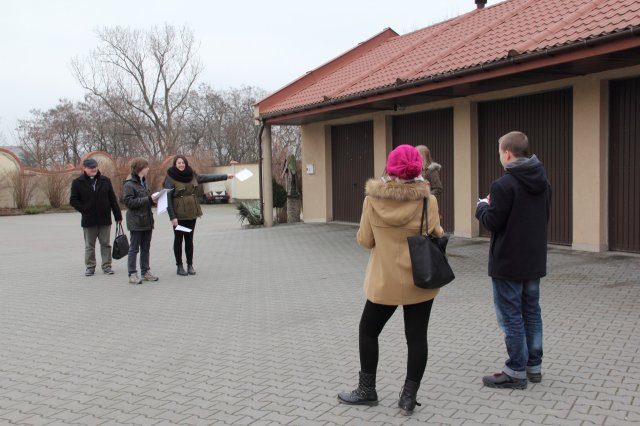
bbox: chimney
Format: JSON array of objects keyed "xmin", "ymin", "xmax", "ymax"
[{"xmin": 476, "ymin": 0, "xmax": 487, "ymax": 9}]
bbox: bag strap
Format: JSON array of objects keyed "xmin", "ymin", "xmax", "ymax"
[
  {"xmin": 419, "ymin": 197, "xmax": 429, "ymax": 237},
  {"xmin": 116, "ymin": 222, "xmax": 123, "ymax": 236}
]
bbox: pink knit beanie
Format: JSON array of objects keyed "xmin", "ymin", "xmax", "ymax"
[{"xmin": 386, "ymin": 145, "xmax": 422, "ymax": 180}]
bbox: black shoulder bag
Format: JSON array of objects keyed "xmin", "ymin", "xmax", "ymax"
[
  {"xmin": 112, "ymin": 223, "xmax": 129, "ymax": 260},
  {"xmin": 407, "ymin": 197, "xmax": 455, "ymax": 289}
]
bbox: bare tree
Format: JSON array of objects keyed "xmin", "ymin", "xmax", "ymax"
[
  {"xmin": 16, "ymin": 101, "xmax": 88, "ymax": 168},
  {"xmin": 72, "ymin": 24, "xmax": 202, "ymax": 159},
  {"xmin": 272, "ymin": 125, "xmax": 301, "ymax": 167},
  {"xmin": 218, "ymin": 86, "xmax": 265, "ymax": 165},
  {"xmin": 183, "ymin": 84, "xmax": 226, "ymax": 158},
  {"xmin": 49, "ymin": 100, "xmax": 85, "ymax": 166},
  {"xmin": 81, "ymin": 94, "xmax": 141, "ymax": 158},
  {"xmin": 16, "ymin": 111, "xmax": 57, "ymax": 168}
]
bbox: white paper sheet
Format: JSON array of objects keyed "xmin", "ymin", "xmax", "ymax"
[
  {"xmin": 152, "ymin": 188, "xmax": 173, "ymax": 215},
  {"xmin": 235, "ymin": 168, "xmax": 253, "ymax": 182},
  {"xmin": 175, "ymin": 225, "xmax": 192, "ymax": 233}
]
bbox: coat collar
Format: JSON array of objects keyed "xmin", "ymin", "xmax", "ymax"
[{"xmin": 365, "ymin": 178, "xmax": 430, "ymax": 201}]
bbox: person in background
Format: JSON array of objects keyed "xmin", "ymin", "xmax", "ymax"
[
  {"xmin": 415, "ymin": 145, "xmax": 442, "ymax": 199},
  {"xmin": 69, "ymin": 157, "xmax": 122, "ymax": 276},
  {"xmin": 338, "ymin": 145, "xmax": 443, "ymax": 416},
  {"xmin": 476, "ymin": 131, "xmax": 551, "ymax": 389},
  {"xmin": 123, "ymin": 158, "xmax": 158, "ymax": 285},
  {"xmin": 164, "ymin": 155, "xmax": 233, "ymax": 276}
]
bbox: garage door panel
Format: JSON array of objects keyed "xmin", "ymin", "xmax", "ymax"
[
  {"xmin": 478, "ymin": 89, "xmax": 573, "ymax": 245},
  {"xmin": 331, "ymin": 121, "xmax": 374, "ymax": 223},
  {"xmin": 392, "ymin": 108, "xmax": 454, "ymax": 231},
  {"xmin": 609, "ymin": 77, "xmax": 640, "ymax": 253}
]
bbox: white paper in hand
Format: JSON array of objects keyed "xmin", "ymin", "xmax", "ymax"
[
  {"xmin": 235, "ymin": 168, "xmax": 253, "ymax": 182},
  {"xmin": 175, "ymin": 225, "xmax": 192, "ymax": 233},
  {"xmin": 153, "ymin": 188, "xmax": 173, "ymax": 215}
]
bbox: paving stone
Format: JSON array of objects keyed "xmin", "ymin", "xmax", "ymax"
[
  {"xmin": 0, "ymin": 207, "xmax": 638, "ymax": 426},
  {"xmin": 0, "ymin": 410, "xmax": 34, "ymax": 423},
  {"xmin": 99, "ymin": 410, "xmax": 138, "ymax": 423},
  {"xmin": 17, "ymin": 414, "xmax": 57, "ymax": 426}
]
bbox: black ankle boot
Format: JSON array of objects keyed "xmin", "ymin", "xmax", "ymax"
[
  {"xmin": 398, "ymin": 379, "xmax": 421, "ymax": 416},
  {"xmin": 176, "ymin": 264, "xmax": 188, "ymax": 276},
  {"xmin": 187, "ymin": 264, "xmax": 196, "ymax": 275},
  {"xmin": 337, "ymin": 372, "xmax": 378, "ymax": 406}
]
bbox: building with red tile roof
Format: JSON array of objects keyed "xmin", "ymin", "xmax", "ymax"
[{"xmin": 256, "ymin": 0, "xmax": 640, "ymax": 253}]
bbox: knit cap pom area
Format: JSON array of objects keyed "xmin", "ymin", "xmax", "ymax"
[{"xmin": 386, "ymin": 145, "xmax": 422, "ymax": 180}]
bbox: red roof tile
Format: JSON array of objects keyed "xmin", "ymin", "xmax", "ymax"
[{"xmin": 259, "ymin": 0, "xmax": 640, "ymax": 117}]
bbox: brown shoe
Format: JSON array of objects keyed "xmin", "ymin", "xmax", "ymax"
[{"xmin": 142, "ymin": 272, "xmax": 159, "ymax": 282}]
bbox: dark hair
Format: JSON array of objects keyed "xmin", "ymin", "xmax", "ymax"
[
  {"xmin": 130, "ymin": 158, "xmax": 149, "ymax": 175},
  {"xmin": 499, "ymin": 131, "xmax": 529, "ymax": 158},
  {"xmin": 173, "ymin": 155, "xmax": 189, "ymax": 168}
]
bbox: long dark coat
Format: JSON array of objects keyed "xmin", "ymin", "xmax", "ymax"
[{"xmin": 69, "ymin": 171, "xmax": 122, "ymax": 227}]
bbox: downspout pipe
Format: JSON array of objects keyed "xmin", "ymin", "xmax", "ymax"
[
  {"xmin": 257, "ymin": 119, "xmax": 265, "ymax": 224},
  {"xmin": 261, "ymin": 27, "xmax": 640, "ymax": 120}
]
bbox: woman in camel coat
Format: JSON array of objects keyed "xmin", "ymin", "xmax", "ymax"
[{"xmin": 338, "ymin": 145, "xmax": 443, "ymax": 417}]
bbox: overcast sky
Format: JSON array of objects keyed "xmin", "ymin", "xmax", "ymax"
[{"xmin": 0, "ymin": 0, "xmax": 502, "ymax": 141}]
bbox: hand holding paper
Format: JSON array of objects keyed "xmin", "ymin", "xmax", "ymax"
[{"xmin": 152, "ymin": 188, "xmax": 173, "ymax": 215}]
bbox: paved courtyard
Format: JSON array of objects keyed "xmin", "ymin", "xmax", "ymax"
[{"xmin": 1, "ymin": 204, "xmax": 639, "ymax": 425}]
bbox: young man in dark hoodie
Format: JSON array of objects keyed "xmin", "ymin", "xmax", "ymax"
[{"xmin": 476, "ymin": 131, "xmax": 551, "ymax": 389}]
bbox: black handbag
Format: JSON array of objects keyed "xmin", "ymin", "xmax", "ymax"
[
  {"xmin": 407, "ymin": 197, "xmax": 455, "ymax": 289},
  {"xmin": 112, "ymin": 223, "xmax": 129, "ymax": 260}
]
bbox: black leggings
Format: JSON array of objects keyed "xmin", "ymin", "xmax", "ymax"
[
  {"xmin": 359, "ymin": 299, "xmax": 434, "ymax": 382},
  {"xmin": 173, "ymin": 219, "xmax": 197, "ymax": 265}
]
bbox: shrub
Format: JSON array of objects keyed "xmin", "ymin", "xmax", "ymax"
[
  {"xmin": 236, "ymin": 200, "xmax": 262, "ymax": 226},
  {"xmin": 2, "ymin": 169, "xmax": 36, "ymax": 209},
  {"xmin": 45, "ymin": 172, "xmax": 71, "ymax": 208},
  {"xmin": 273, "ymin": 177, "xmax": 287, "ymax": 209}
]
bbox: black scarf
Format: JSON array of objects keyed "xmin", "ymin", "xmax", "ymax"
[{"xmin": 167, "ymin": 165, "xmax": 194, "ymax": 183}]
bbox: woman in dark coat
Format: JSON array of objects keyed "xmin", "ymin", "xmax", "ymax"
[
  {"xmin": 416, "ymin": 145, "xmax": 443, "ymax": 198},
  {"xmin": 164, "ymin": 155, "xmax": 233, "ymax": 276},
  {"xmin": 123, "ymin": 158, "xmax": 158, "ymax": 284}
]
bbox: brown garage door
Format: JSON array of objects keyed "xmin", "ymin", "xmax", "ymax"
[
  {"xmin": 331, "ymin": 121, "xmax": 374, "ymax": 223},
  {"xmin": 609, "ymin": 76, "xmax": 640, "ymax": 253},
  {"xmin": 478, "ymin": 89, "xmax": 573, "ymax": 245},
  {"xmin": 392, "ymin": 108, "xmax": 454, "ymax": 231}
]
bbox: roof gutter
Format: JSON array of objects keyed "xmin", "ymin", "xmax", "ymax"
[{"xmin": 260, "ymin": 26, "xmax": 640, "ymax": 121}]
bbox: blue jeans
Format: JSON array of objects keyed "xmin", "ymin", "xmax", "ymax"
[
  {"xmin": 128, "ymin": 230, "xmax": 152, "ymax": 276},
  {"xmin": 492, "ymin": 278, "xmax": 543, "ymax": 379}
]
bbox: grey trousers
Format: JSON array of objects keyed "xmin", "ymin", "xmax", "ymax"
[{"xmin": 83, "ymin": 225, "xmax": 112, "ymax": 271}]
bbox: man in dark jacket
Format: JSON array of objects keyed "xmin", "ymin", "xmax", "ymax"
[
  {"xmin": 70, "ymin": 157, "xmax": 123, "ymax": 276},
  {"xmin": 476, "ymin": 131, "xmax": 551, "ymax": 389}
]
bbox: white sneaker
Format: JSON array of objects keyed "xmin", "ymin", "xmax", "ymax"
[{"xmin": 128, "ymin": 274, "xmax": 142, "ymax": 284}]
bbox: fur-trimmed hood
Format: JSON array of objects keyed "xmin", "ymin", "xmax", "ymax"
[
  {"xmin": 358, "ymin": 178, "xmax": 443, "ymax": 305},
  {"xmin": 365, "ymin": 178, "xmax": 430, "ymax": 227},
  {"xmin": 426, "ymin": 162, "xmax": 441, "ymax": 172}
]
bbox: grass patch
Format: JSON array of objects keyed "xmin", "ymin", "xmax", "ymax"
[{"xmin": 24, "ymin": 206, "xmax": 49, "ymax": 215}]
